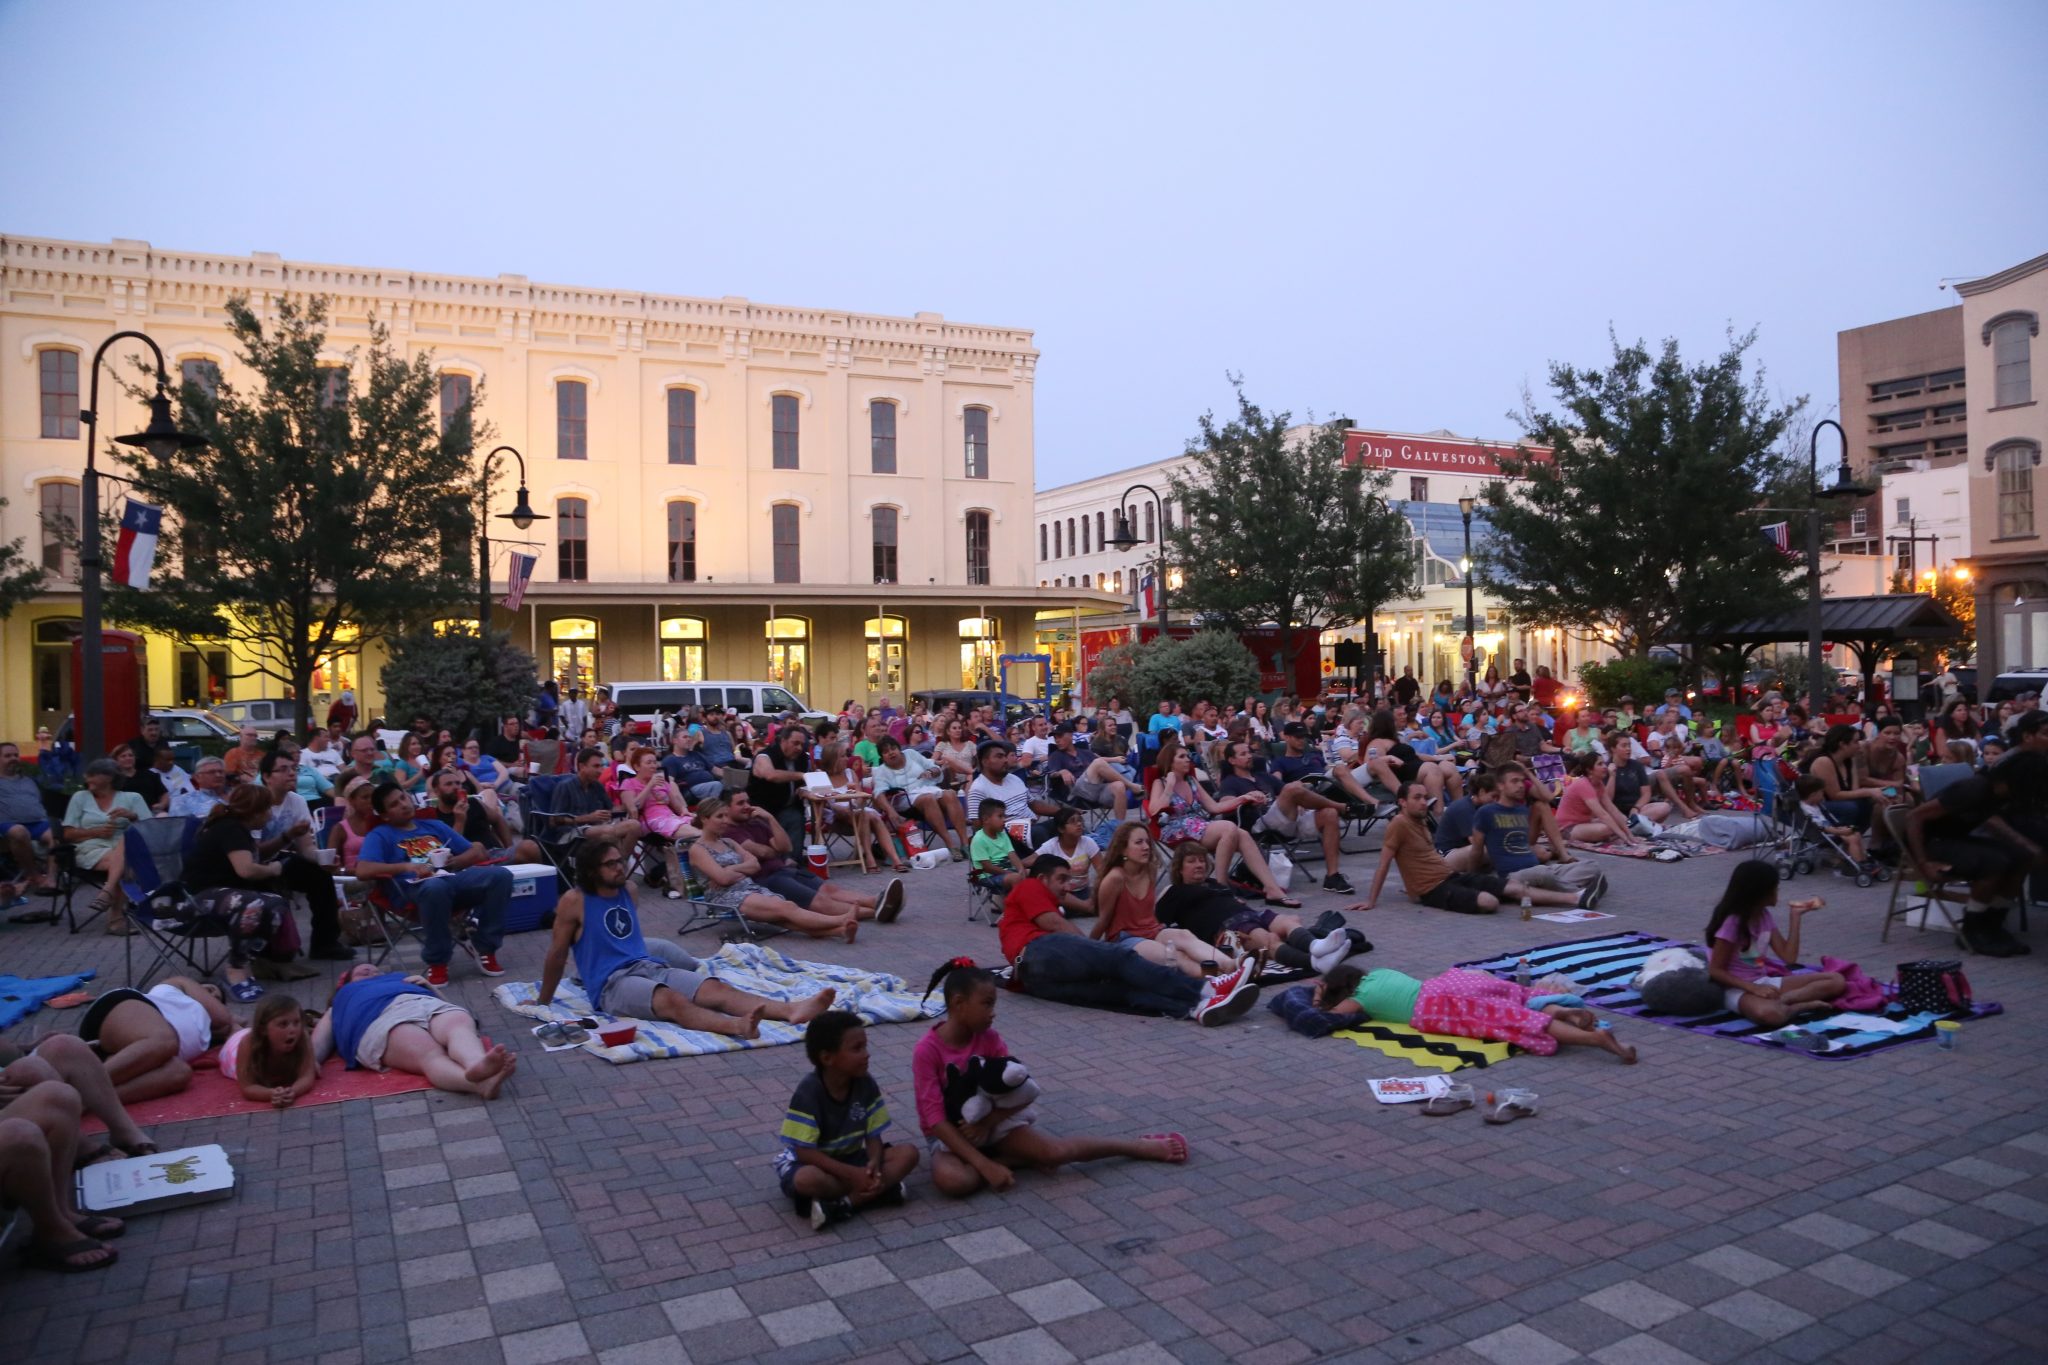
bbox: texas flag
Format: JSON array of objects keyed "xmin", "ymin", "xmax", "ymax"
[
  {"xmin": 111, "ymin": 498, "xmax": 164, "ymax": 589},
  {"xmin": 1135, "ymin": 569, "xmax": 1156, "ymax": 617},
  {"xmin": 502, "ymin": 551, "xmax": 537, "ymax": 611}
]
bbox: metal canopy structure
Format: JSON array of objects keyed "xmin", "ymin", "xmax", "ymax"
[{"xmin": 1710, "ymin": 594, "xmax": 1964, "ymax": 706}]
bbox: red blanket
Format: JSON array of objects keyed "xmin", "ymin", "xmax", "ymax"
[{"xmin": 83, "ymin": 1052, "xmax": 431, "ymax": 1133}]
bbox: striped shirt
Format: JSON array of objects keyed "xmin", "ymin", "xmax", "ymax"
[{"xmin": 775, "ymin": 1072, "xmax": 890, "ymax": 1175}]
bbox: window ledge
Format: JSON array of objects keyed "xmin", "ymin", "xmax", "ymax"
[
  {"xmin": 1988, "ymin": 401, "xmax": 2039, "ymax": 413},
  {"xmin": 1989, "ymin": 535, "xmax": 2041, "ymax": 544}
]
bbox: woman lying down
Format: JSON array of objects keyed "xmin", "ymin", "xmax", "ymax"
[{"xmin": 1314, "ymin": 964, "xmax": 1638, "ymax": 1065}]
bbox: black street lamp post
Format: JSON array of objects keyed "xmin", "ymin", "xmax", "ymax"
[
  {"xmin": 1806, "ymin": 419, "xmax": 1876, "ymax": 713},
  {"xmin": 477, "ymin": 445, "xmax": 545, "ymax": 668},
  {"xmin": 1458, "ymin": 495, "xmax": 1477, "ymax": 697},
  {"xmin": 77, "ymin": 331, "xmax": 206, "ymax": 763},
  {"xmin": 1107, "ymin": 482, "xmax": 1168, "ymax": 632}
]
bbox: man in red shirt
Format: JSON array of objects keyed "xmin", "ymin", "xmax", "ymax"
[{"xmin": 997, "ymin": 855, "xmax": 1260, "ymax": 1026}]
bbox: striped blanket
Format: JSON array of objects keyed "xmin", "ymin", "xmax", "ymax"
[
  {"xmin": 493, "ymin": 943, "xmax": 942, "ymax": 1063},
  {"xmin": 1455, "ymin": 932, "xmax": 2001, "ymax": 1060},
  {"xmin": 1337, "ymin": 1020, "xmax": 1512, "ymax": 1072}
]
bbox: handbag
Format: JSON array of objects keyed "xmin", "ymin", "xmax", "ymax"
[{"xmin": 1895, "ymin": 958, "xmax": 1972, "ymax": 1014}]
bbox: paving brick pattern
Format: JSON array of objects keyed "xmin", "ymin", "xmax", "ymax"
[{"xmin": 5, "ymin": 834, "xmax": 2046, "ymax": 1361}]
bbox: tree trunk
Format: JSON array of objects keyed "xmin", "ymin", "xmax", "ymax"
[{"xmin": 292, "ymin": 649, "xmax": 315, "ymax": 737}]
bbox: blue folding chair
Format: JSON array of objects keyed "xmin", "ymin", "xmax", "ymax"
[{"xmin": 118, "ymin": 816, "xmax": 226, "ymax": 989}]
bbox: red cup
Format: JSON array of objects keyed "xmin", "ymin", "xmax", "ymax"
[
  {"xmin": 598, "ymin": 1025, "xmax": 637, "ymax": 1047},
  {"xmin": 806, "ymin": 844, "xmax": 830, "ymax": 879}
]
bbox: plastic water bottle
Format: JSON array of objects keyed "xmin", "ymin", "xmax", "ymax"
[
  {"xmin": 1515, "ymin": 957, "xmax": 1531, "ymax": 987},
  {"xmin": 1520, "ymin": 896, "xmax": 1533, "ymax": 921}
]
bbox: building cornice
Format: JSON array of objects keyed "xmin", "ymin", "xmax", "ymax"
[
  {"xmin": 0, "ymin": 233, "xmax": 1039, "ymax": 373},
  {"xmin": 518, "ymin": 581, "xmax": 1123, "ymax": 608},
  {"xmin": 1954, "ymin": 252, "xmax": 2048, "ymax": 298}
]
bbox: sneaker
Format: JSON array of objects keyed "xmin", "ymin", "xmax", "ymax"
[
  {"xmin": 877, "ymin": 877, "xmax": 906, "ymax": 924},
  {"xmin": 1578, "ymin": 873, "xmax": 1607, "ymax": 911},
  {"xmin": 1203, "ymin": 960, "xmax": 1253, "ymax": 1000},
  {"xmin": 1311, "ymin": 908, "xmax": 1348, "ymax": 936},
  {"xmin": 1321, "ymin": 873, "xmax": 1355, "ymax": 895},
  {"xmin": 808, "ymin": 1196, "xmax": 853, "ymax": 1230},
  {"xmin": 949, "ymin": 845, "xmax": 967, "ymax": 863},
  {"xmin": 1194, "ymin": 975, "xmax": 1261, "ymax": 1028},
  {"xmin": 877, "ymin": 1180, "xmax": 908, "ymax": 1207},
  {"xmin": 477, "ymin": 953, "xmax": 505, "ymax": 978},
  {"xmin": 424, "ymin": 963, "xmax": 450, "ymax": 987}
]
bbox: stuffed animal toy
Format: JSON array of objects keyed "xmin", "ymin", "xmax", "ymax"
[
  {"xmin": 1632, "ymin": 945, "xmax": 1722, "ymax": 1016},
  {"xmin": 942, "ymin": 1054, "xmax": 1041, "ymax": 1127}
]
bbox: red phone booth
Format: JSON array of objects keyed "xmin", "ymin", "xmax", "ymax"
[{"xmin": 72, "ymin": 629, "xmax": 148, "ymax": 752}]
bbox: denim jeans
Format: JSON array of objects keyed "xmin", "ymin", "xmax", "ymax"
[
  {"xmin": 1017, "ymin": 933, "xmax": 1201, "ymax": 1018},
  {"xmin": 407, "ymin": 865, "xmax": 511, "ymax": 965}
]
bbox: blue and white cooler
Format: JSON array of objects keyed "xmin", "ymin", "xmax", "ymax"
[{"xmin": 501, "ymin": 861, "xmax": 561, "ymax": 935}]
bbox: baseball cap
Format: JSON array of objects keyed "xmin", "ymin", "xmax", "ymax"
[
  {"xmin": 976, "ymin": 738, "xmax": 1013, "ymax": 757},
  {"xmin": 1282, "ymin": 721, "xmax": 1309, "ymax": 738},
  {"xmin": 1664, "ymin": 688, "xmax": 1681, "ymax": 697}
]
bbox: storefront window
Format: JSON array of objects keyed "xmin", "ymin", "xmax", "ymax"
[
  {"xmin": 766, "ymin": 617, "xmax": 810, "ymax": 701},
  {"xmin": 660, "ymin": 616, "xmax": 706, "ymax": 682},
  {"xmin": 1995, "ymin": 582, "xmax": 2048, "ymax": 670},
  {"xmin": 550, "ymin": 617, "xmax": 599, "ymax": 694},
  {"xmin": 959, "ymin": 616, "xmax": 1002, "ymax": 690},
  {"xmin": 310, "ymin": 623, "xmax": 361, "ymax": 713},
  {"xmin": 864, "ymin": 615, "xmax": 907, "ymax": 704}
]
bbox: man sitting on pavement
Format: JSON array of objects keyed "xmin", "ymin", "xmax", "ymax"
[
  {"xmin": 1357, "ymin": 781, "xmax": 1600, "ymax": 914},
  {"xmin": 1470, "ymin": 765, "xmax": 1607, "ymax": 900}
]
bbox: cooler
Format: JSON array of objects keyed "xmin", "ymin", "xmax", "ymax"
[{"xmin": 502, "ymin": 861, "xmax": 561, "ymax": 934}]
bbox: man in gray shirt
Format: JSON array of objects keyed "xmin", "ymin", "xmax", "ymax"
[{"xmin": 0, "ymin": 741, "xmax": 53, "ymax": 890}]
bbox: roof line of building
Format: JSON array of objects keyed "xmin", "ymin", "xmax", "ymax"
[{"xmin": 1953, "ymin": 251, "xmax": 2048, "ymax": 298}]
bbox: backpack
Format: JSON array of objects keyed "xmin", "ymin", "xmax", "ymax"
[{"xmin": 1895, "ymin": 959, "xmax": 1972, "ymax": 1015}]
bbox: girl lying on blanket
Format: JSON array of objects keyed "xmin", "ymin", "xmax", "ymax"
[
  {"xmin": 221, "ymin": 994, "xmax": 318, "ymax": 1109},
  {"xmin": 1704, "ymin": 860, "xmax": 1846, "ymax": 1028},
  {"xmin": 313, "ymin": 965, "xmax": 517, "ymax": 1099},
  {"xmin": 1314, "ymin": 965, "xmax": 1639, "ymax": 1063}
]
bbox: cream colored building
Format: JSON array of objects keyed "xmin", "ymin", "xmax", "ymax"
[
  {"xmin": 1957, "ymin": 250, "xmax": 2048, "ymax": 673},
  {"xmin": 1, "ymin": 233, "xmax": 1117, "ymax": 740}
]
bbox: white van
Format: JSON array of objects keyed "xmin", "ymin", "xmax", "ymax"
[{"xmin": 605, "ymin": 680, "xmax": 829, "ymax": 736}]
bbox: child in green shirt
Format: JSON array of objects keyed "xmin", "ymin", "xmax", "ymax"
[{"xmin": 969, "ymin": 799, "xmax": 1025, "ymax": 895}]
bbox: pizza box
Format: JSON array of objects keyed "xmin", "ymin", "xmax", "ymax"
[{"xmin": 77, "ymin": 1143, "xmax": 236, "ymax": 1214}]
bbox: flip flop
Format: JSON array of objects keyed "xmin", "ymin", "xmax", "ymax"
[
  {"xmin": 1421, "ymin": 1084, "xmax": 1476, "ymax": 1117},
  {"xmin": 19, "ymin": 1236, "xmax": 117, "ymax": 1274},
  {"xmin": 1263, "ymin": 895, "xmax": 1303, "ymax": 909},
  {"xmin": 73, "ymin": 1214, "xmax": 126, "ymax": 1241},
  {"xmin": 1483, "ymin": 1090, "xmax": 1539, "ymax": 1125},
  {"xmin": 1142, "ymin": 1132, "xmax": 1189, "ymax": 1163}
]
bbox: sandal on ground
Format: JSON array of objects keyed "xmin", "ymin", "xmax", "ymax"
[
  {"xmin": 1142, "ymin": 1132, "xmax": 1189, "ymax": 1163},
  {"xmin": 1483, "ymin": 1089, "xmax": 1539, "ymax": 1125},
  {"xmin": 1421, "ymin": 1084, "xmax": 1475, "ymax": 1117},
  {"xmin": 72, "ymin": 1214, "xmax": 126, "ymax": 1241},
  {"xmin": 19, "ymin": 1236, "xmax": 117, "ymax": 1273},
  {"xmin": 1263, "ymin": 894, "xmax": 1303, "ymax": 909},
  {"xmin": 228, "ymin": 977, "xmax": 265, "ymax": 1003}
]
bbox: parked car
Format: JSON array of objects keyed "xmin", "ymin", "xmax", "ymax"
[
  {"xmin": 604, "ymin": 680, "xmax": 828, "ymax": 737},
  {"xmin": 1984, "ymin": 671, "xmax": 2048, "ymax": 705},
  {"xmin": 210, "ymin": 698, "xmax": 296, "ymax": 734},
  {"xmin": 151, "ymin": 708, "xmax": 239, "ymax": 768},
  {"xmin": 911, "ymin": 689, "xmax": 1044, "ymax": 729}
]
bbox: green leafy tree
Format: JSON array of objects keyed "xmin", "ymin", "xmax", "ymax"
[
  {"xmin": 107, "ymin": 295, "xmax": 487, "ymax": 733},
  {"xmin": 380, "ymin": 626, "xmax": 538, "ymax": 740},
  {"xmin": 0, "ymin": 496, "xmax": 46, "ymax": 617},
  {"xmin": 1482, "ymin": 331, "xmax": 1805, "ymax": 657},
  {"xmin": 1084, "ymin": 631, "xmax": 1262, "ymax": 716},
  {"xmin": 1163, "ymin": 384, "xmax": 1415, "ymax": 685}
]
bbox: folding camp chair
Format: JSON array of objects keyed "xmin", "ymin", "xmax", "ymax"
[
  {"xmin": 523, "ymin": 773, "xmax": 585, "ymax": 879},
  {"xmin": 1882, "ymin": 803, "xmax": 1970, "ymax": 945},
  {"xmin": 117, "ymin": 816, "xmax": 235, "ymax": 990}
]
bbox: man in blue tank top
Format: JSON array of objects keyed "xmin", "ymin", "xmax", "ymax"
[{"xmin": 539, "ymin": 840, "xmax": 839, "ymax": 1039}]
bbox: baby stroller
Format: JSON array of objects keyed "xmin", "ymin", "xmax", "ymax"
[
  {"xmin": 1748, "ymin": 755, "xmax": 1811, "ymax": 881},
  {"xmin": 1782, "ymin": 800, "xmax": 1892, "ymax": 888}
]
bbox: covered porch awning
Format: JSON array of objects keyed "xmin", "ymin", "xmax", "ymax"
[{"xmin": 1707, "ymin": 593, "xmax": 1963, "ymax": 699}]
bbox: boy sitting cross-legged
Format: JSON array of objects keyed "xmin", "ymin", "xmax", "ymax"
[{"xmin": 775, "ymin": 1010, "xmax": 921, "ymax": 1230}]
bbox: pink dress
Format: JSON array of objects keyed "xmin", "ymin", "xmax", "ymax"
[
  {"xmin": 622, "ymin": 776, "xmax": 690, "ymax": 839},
  {"xmin": 1411, "ymin": 969, "xmax": 1558, "ymax": 1054}
]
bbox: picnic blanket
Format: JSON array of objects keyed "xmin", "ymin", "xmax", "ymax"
[
  {"xmin": 81, "ymin": 1052, "xmax": 430, "ymax": 1134},
  {"xmin": 1454, "ymin": 931, "xmax": 2002, "ymax": 1060},
  {"xmin": 1568, "ymin": 838, "xmax": 1725, "ymax": 861},
  {"xmin": 493, "ymin": 942, "xmax": 942, "ymax": 1063},
  {"xmin": 1338, "ymin": 1021, "xmax": 1512, "ymax": 1072},
  {"xmin": 0, "ymin": 971, "xmax": 95, "ymax": 1031}
]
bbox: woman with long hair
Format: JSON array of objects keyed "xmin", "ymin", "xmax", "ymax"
[
  {"xmin": 1703, "ymin": 860, "xmax": 1845, "ymax": 1027},
  {"xmin": 1146, "ymin": 749, "xmax": 1301, "ymax": 908}
]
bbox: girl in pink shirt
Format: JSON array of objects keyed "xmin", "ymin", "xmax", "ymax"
[
  {"xmin": 1704, "ymin": 860, "xmax": 1846, "ymax": 1027},
  {"xmin": 914, "ymin": 960, "xmax": 1186, "ymax": 1198}
]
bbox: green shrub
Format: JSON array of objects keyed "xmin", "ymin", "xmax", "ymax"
[
  {"xmin": 379, "ymin": 627, "xmax": 538, "ymax": 740},
  {"xmin": 1085, "ymin": 630, "xmax": 1262, "ymax": 716},
  {"xmin": 1576, "ymin": 656, "xmax": 1679, "ymax": 709}
]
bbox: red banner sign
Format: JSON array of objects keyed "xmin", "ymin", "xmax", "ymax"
[{"xmin": 1344, "ymin": 429, "xmax": 1550, "ymax": 477}]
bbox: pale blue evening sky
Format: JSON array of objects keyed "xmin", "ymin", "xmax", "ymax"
[{"xmin": 3, "ymin": 0, "xmax": 2044, "ymax": 485}]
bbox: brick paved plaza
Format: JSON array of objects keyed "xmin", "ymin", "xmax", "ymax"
[{"xmin": 3, "ymin": 841, "xmax": 2044, "ymax": 1365}]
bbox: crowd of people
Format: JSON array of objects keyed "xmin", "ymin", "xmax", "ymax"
[{"xmin": 3, "ymin": 655, "xmax": 2040, "ymax": 1267}]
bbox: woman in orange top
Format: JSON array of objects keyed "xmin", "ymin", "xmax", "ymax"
[{"xmin": 1090, "ymin": 824, "xmax": 1240, "ymax": 978}]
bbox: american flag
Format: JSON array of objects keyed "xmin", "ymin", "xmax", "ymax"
[
  {"xmin": 502, "ymin": 552, "xmax": 537, "ymax": 611},
  {"xmin": 1760, "ymin": 522, "xmax": 1798, "ymax": 561}
]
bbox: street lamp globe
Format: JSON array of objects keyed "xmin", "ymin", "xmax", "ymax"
[
  {"xmin": 115, "ymin": 387, "xmax": 207, "ymax": 460},
  {"xmin": 1108, "ymin": 508, "xmax": 1139, "ymax": 552},
  {"xmin": 505, "ymin": 486, "xmax": 539, "ymax": 530}
]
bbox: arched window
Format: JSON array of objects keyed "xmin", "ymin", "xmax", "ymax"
[
  {"xmin": 666, "ymin": 501, "xmax": 697, "ymax": 583},
  {"xmin": 1053, "ymin": 520, "xmax": 1062, "ymax": 558},
  {"xmin": 1038, "ymin": 523, "xmax": 1048, "ymax": 562},
  {"xmin": 772, "ymin": 393, "xmax": 800, "ymax": 469},
  {"xmin": 1143, "ymin": 502, "xmax": 1155, "ymax": 542},
  {"xmin": 667, "ymin": 387, "xmax": 697, "ymax": 465},
  {"xmin": 1066, "ymin": 518, "xmax": 1076, "ymax": 557},
  {"xmin": 965, "ymin": 510, "xmax": 992, "ymax": 586},
  {"xmin": 556, "ymin": 497, "xmax": 589, "ymax": 581},
  {"xmin": 439, "ymin": 373, "xmax": 472, "ymax": 438},
  {"xmin": 310, "ymin": 623, "xmax": 361, "ymax": 713},
  {"xmin": 1992, "ymin": 441, "xmax": 2040, "ymax": 540},
  {"xmin": 660, "ymin": 616, "xmax": 706, "ymax": 682},
  {"xmin": 870, "ymin": 400, "xmax": 897, "ymax": 474},
  {"xmin": 765, "ymin": 616, "xmax": 810, "ymax": 699},
  {"xmin": 1114, "ymin": 569, "xmax": 1124, "ymax": 593},
  {"xmin": 557, "ymin": 379, "xmax": 588, "ymax": 459},
  {"xmin": 318, "ymin": 365, "xmax": 349, "ymax": 411},
  {"xmin": 1095, "ymin": 511, "xmax": 1106, "ymax": 550},
  {"xmin": 872, "ymin": 506, "xmax": 899, "ymax": 585},
  {"xmin": 1990, "ymin": 315, "xmax": 2037, "ymax": 407},
  {"xmin": 771, "ymin": 503, "xmax": 801, "ymax": 582},
  {"xmin": 963, "ymin": 406, "xmax": 989, "ymax": 479},
  {"xmin": 1995, "ymin": 581, "xmax": 2048, "ymax": 670},
  {"xmin": 549, "ymin": 617, "xmax": 599, "ymax": 693},
  {"xmin": 865, "ymin": 615, "xmax": 907, "ymax": 702},
  {"xmin": 38, "ymin": 480, "xmax": 79, "ymax": 581},
  {"xmin": 1081, "ymin": 515, "xmax": 1090, "ymax": 555},
  {"xmin": 959, "ymin": 616, "xmax": 1002, "ymax": 689},
  {"xmin": 38, "ymin": 348, "xmax": 80, "ymax": 439},
  {"xmin": 179, "ymin": 357, "xmax": 221, "ymax": 400}
]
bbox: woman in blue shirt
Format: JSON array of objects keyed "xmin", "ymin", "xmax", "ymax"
[{"xmin": 315, "ymin": 964, "xmax": 515, "ymax": 1099}]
